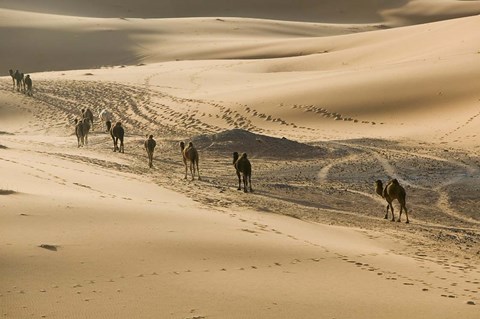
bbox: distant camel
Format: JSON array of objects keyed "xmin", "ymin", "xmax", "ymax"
[
  {"xmin": 24, "ymin": 75, "xmax": 33, "ymax": 96},
  {"xmin": 180, "ymin": 141, "xmax": 200, "ymax": 180},
  {"xmin": 13, "ymin": 70, "xmax": 24, "ymax": 92},
  {"xmin": 110, "ymin": 122, "xmax": 124, "ymax": 153},
  {"xmin": 233, "ymin": 152, "xmax": 252, "ymax": 193},
  {"xmin": 144, "ymin": 134, "xmax": 156, "ymax": 168},
  {"xmin": 74, "ymin": 118, "xmax": 91, "ymax": 147},
  {"xmin": 99, "ymin": 109, "xmax": 113, "ymax": 132},
  {"xmin": 82, "ymin": 108, "xmax": 95, "ymax": 131},
  {"xmin": 375, "ymin": 179, "xmax": 409, "ymax": 223},
  {"xmin": 8, "ymin": 69, "xmax": 15, "ymax": 90}
]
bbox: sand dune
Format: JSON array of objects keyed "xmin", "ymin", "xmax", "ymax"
[{"xmin": 1, "ymin": 1, "xmax": 480, "ymax": 318}]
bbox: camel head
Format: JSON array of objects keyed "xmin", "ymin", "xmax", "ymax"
[
  {"xmin": 180, "ymin": 141, "xmax": 185, "ymax": 151},
  {"xmin": 115, "ymin": 121, "xmax": 122, "ymax": 127},
  {"xmin": 242, "ymin": 153, "xmax": 248, "ymax": 159},
  {"xmin": 233, "ymin": 152, "xmax": 239, "ymax": 164}
]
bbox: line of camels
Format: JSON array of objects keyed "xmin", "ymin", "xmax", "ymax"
[
  {"xmin": 8, "ymin": 69, "xmax": 33, "ymax": 96},
  {"xmin": 73, "ymin": 108, "xmax": 409, "ymax": 222},
  {"xmin": 74, "ymin": 108, "xmax": 254, "ymax": 192}
]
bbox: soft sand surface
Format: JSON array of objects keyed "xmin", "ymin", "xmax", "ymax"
[{"xmin": 1, "ymin": 1, "xmax": 480, "ymax": 318}]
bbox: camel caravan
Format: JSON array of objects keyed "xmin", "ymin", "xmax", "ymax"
[
  {"xmin": 8, "ymin": 69, "xmax": 33, "ymax": 96},
  {"xmin": 68, "ymin": 106, "xmax": 411, "ymax": 223}
]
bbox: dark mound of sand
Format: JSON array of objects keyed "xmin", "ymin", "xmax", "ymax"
[{"xmin": 192, "ymin": 129, "xmax": 326, "ymax": 159}]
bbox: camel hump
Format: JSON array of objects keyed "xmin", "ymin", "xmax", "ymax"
[
  {"xmin": 241, "ymin": 153, "xmax": 248, "ymax": 159},
  {"xmin": 391, "ymin": 179, "xmax": 400, "ymax": 185},
  {"xmin": 146, "ymin": 138, "xmax": 156, "ymax": 150}
]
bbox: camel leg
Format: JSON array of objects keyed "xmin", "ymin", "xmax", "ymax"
[
  {"xmin": 400, "ymin": 201, "xmax": 409, "ymax": 224},
  {"xmin": 184, "ymin": 160, "xmax": 188, "ymax": 179},
  {"xmin": 236, "ymin": 171, "xmax": 241, "ymax": 190},
  {"xmin": 120, "ymin": 140, "xmax": 124, "ymax": 153},
  {"xmin": 390, "ymin": 204, "xmax": 395, "ymax": 222},
  {"xmin": 384, "ymin": 204, "xmax": 389, "ymax": 219},
  {"xmin": 248, "ymin": 175, "xmax": 253, "ymax": 192},
  {"xmin": 196, "ymin": 160, "xmax": 201, "ymax": 180},
  {"xmin": 243, "ymin": 175, "xmax": 248, "ymax": 193},
  {"xmin": 190, "ymin": 162, "xmax": 195, "ymax": 180},
  {"xmin": 148, "ymin": 152, "xmax": 153, "ymax": 168}
]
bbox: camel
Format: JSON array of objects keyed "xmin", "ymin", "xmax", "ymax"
[
  {"xmin": 180, "ymin": 141, "xmax": 200, "ymax": 180},
  {"xmin": 233, "ymin": 152, "xmax": 252, "ymax": 193},
  {"xmin": 13, "ymin": 70, "xmax": 24, "ymax": 92},
  {"xmin": 82, "ymin": 108, "xmax": 95, "ymax": 131},
  {"xmin": 110, "ymin": 122, "xmax": 124, "ymax": 153},
  {"xmin": 375, "ymin": 179, "xmax": 409, "ymax": 223},
  {"xmin": 144, "ymin": 135, "xmax": 156, "ymax": 168},
  {"xmin": 74, "ymin": 118, "xmax": 91, "ymax": 147},
  {"xmin": 99, "ymin": 109, "xmax": 113, "ymax": 132},
  {"xmin": 24, "ymin": 75, "xmax": 33, "ymax": 96}
]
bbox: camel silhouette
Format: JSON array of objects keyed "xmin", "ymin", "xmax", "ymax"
[
  {"xmin": 180, "ymin": 141, "xmax": 200, "ymax": 180},
  {"xmin": 375, "ymin": 179, "xmax": 409, "ymax": 223},
  {"xmin": 233, "ymin": 152, "xmax": 252, "ymax": 193}
]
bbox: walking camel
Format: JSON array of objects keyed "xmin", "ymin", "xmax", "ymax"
[
  {"xmin": 99, "ymin": 109, "xmax": 113, "ymax": 132},
  {"xmin": 74, "ymin": 118, "xmax": 91, "ymax": 147},
  {"xmin": 233, "ymin": 152, "xmax": 252, "ymax": 193},
  {"xmin": 180, "ymin": 141, "xmax": 200, "ymax": 180},
  {"xmin": 82, "ymin": 108, "xmax": 95, "ymax": 131},
  {"xmin": 24, "ymin": 75, "xmax": 33, "ymax": 96},
  {"xmin": 144, "ymin": 134, "xmax": 156, "ymax": 168},
  {"xmin": 13, "ymin": 70, "xmax": 24, "ymax": 92},
  {"xmin": 375, "ymin": 179, "xmax": 410, "ymax": 223},
  {"xmin": 110, "ymin": 122, "xmax": 124, "ymax": 153}
]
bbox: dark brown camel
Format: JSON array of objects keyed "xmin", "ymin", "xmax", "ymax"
[
  {"xmin": 82, "ymin": 108, "xmax": 95, "ymax": 131},
  {"xmin": 13, "ymin": 70, "xmax": 24, "ymax": 92},
  {"xmin": 180, "ymin": 141, "xmax": 200, "ymax": 180},
  {"xmin": 144, "ymin": 134, "xmax": 156, "ymax": 168},
  {"xmin": 24, "ymin": 75, "xmax": 33, "ymax": 96},
  {"xmin": 110, "ymin": 122, "xmax": 124, "ymax": 153},
  {"xmin": 233, "ymin": 152, "xmax": 252, "ymax": 193},
  {"xmin": 375, "ymin": 179, "xmax": 409, "ymax": 223}
]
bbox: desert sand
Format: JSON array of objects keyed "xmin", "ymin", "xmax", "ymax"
[{"xmin": 1, "ymin": 1, "xmax": 480, "ymax": 318}]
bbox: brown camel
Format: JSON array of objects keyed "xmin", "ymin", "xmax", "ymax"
[
  {"xmin": 144, "ymin": 134, "xmax": 156, "ymax": 168},
  {"xmin": 82, "ymin": 108, "xmax": 95, "ymax": 131},
  {"xmin": 110, "ymin": 122, "xmax": 124, "ymax": 153},
  {"xmin": 233, "ymin": 152, "xmax": 252, "ymax": 193},
  {"xmin": 74, "ymin": 118, "xmax": 91, "ymax": 147},
  {"xmin": 375, "ymin": 179, "xmax": 409, "ymax": 223},
  {"xmin": 180, "ymin": 141, "xmax": 200, "ymax": 180},
  {"xmin": 24, "ymin": 75, "xmax": 33, "ymax": 96}
]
